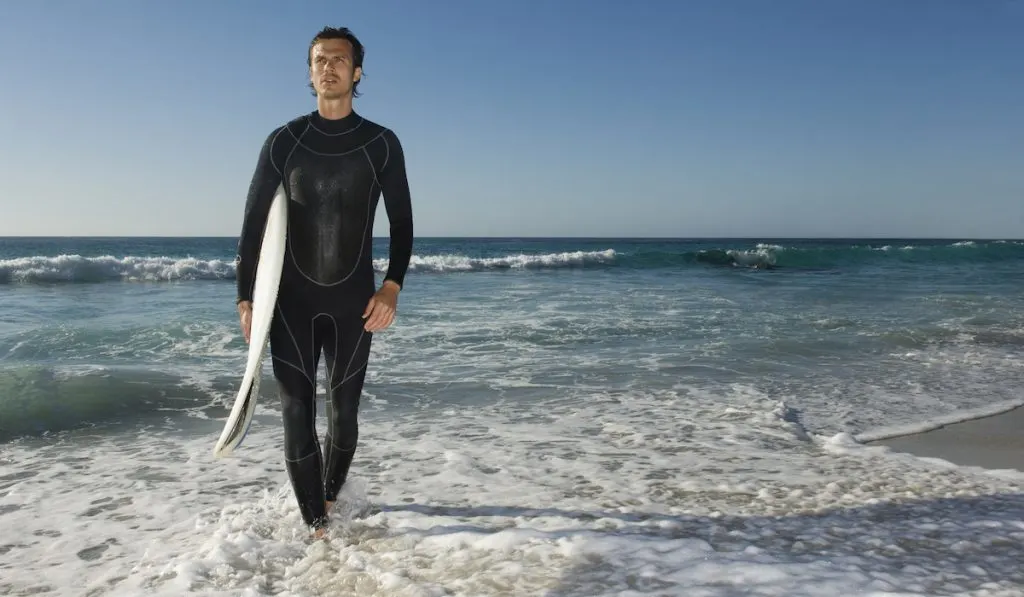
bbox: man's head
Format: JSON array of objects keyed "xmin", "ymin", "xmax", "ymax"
[{"xmin": 308, "ymin": 27, "xmax": 365, "ymax": 99}]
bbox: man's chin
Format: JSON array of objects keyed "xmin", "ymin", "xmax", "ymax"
[{"xmin": 318, "ymin": 90, "xmax": 348, "ymax": 101}]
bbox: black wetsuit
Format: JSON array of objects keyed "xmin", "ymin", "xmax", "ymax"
[{"xmin": 235, "ymin": 110, "xmax": 413, "ymax": 529}]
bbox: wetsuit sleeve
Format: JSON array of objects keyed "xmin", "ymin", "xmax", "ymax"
[
  {"xmin": 235, "ymin": 128, "xmax": 283, "ymax": 303},
  {"xmin": 379, "ymin": 129, "xmax": 414, "ymax": 288}
]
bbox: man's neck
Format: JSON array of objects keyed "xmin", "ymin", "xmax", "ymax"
[{"xmin": 316, "ymin": 96, "xmax": 354, "ymax": 120}]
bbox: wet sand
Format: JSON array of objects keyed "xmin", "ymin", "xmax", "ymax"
[{"xmin": 868, "ymin": 406, "xmax": 1024, "ymax": 472}]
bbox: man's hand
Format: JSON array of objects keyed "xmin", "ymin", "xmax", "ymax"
[
  {"xmin": 362, "ymin": 281, "xmax": 400, "ymax": 332},
  {"xmin": 238, "ymin": 300, "xmax": 253, "ymax": 343}
]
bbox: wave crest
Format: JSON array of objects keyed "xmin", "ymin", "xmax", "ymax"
[
  {"xmin": 376, "ymin": 249, "xmax": 617, "ymax": 273},
  {"xmin": 0, "ymin": 250, "xmax": 619, "ymax": 284},
  {"xmin": 1, "ymin": 240, "xmax": 1020, "ymax": 283},
  {"xmin": 0, "ymin": 255, "xmax": 235, "ymax": 283}
]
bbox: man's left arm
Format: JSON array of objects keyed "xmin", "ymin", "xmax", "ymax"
[
  {"xmin": 379, "ymin": 128, "xmax": 414, "ymax": 288},
  {"xmin": 362, "ymin": 128, "xmax": 414, "ymax": 331}
]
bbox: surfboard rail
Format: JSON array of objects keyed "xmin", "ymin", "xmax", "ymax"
[{"xmin": 213, "ymin": 184, "xmax": 288, "ymax": 458}]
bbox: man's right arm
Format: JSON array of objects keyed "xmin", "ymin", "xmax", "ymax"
[{"xmin": 235, "ymin": 128, "xmax": 284, "ymax": 304}]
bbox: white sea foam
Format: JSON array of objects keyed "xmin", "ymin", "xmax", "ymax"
[
  {"xmin": 0, "ymin": 255, "xmax": 236, "ymax": 283},
  {"xmin": 2, "ymin": 385, "xmax": 1024, "ymax": 596},
  {"xmin": 0, "ymin": 250, "xmax": 618, "ymax": 284},
  {"xmin": 373, "ymin": 249, "xmax": 617, "ymax": 273}
]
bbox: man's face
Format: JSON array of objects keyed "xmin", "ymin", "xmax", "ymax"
[{"xmin": 309, "ymin": 39, "xmax": 361, "ymax": 100}]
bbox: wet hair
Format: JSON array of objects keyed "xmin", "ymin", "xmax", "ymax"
[{"xmin": 307, "ymin": 26, "xmax": 365, "ymax": 97}]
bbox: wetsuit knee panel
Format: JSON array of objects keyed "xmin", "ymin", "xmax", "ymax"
[{"xmin": 327, "ymin": 400, "xmax": 359, "ymax": 425}]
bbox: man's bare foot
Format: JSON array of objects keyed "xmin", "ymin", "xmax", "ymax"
[
  {"xmin": 312, "ymin": 526, "xmax": 328, "ymax": 540},
  {"xmin": 326, "ymin": 500, "xmax": 334, "ymax": 513}
]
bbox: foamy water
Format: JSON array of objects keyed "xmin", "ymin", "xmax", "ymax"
[
  {"xmin": 4, "ymin": 389, "xmax": 1024, "ymax": 596},
  {"xmin": 2, "ymin": 237, "xmax": 1024, "ymax": 595}
]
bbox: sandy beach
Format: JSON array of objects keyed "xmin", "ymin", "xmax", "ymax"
[{"xmin": 868, "ymin": 406, "xmax": 1024, "ymax": 473}]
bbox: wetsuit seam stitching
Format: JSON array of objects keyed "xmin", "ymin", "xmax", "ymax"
[
  {"xmin": 307, "ymin": 115, "xmax": 365, "ymax": 137},
  {"xmin": 289, "ymin": 131, "xmax": 386, "ymax": 158},
  {"xmin": 282, "ymin": 122, "xmax": 311, "ymax": 168},
  {"xmin": 284, "ymin": 451, "xmax": 319, "ymax": 463},
  {"xmin": 362, "ymin": 145, "xmax": 382, "ymax": 190},
  {"xmin": 269, "ymin": 126, "xmax": 288, "ymax": 176},
  {"xmin": 332, "ymin": 360, "xmax": 368, "ymax": 391},
  {"xmin": 271, "ymin": 355, "xmax": 313, "ymax": 385},
  {"xmin": 275, "ymin": 303, "xmax": 308, "ymax": 379},
  {"xmin": 331, "ymin": 328, "xmax": 366, "ymax": 391},
  {"xmin": 322, "ymin": 313, "xmax": 339, "ymax": 481}
]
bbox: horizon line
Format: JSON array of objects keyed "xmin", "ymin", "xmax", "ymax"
[{"xmin": 0, "ymin": 234, "xmax": 1021, "ymax": 241}]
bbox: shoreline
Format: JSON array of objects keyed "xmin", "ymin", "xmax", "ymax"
[{"xmin": 865, "ymin": 405, "xmax": 1024, "ymax": 473}]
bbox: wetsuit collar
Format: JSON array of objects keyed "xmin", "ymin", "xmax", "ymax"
[{"xmin": 310, "ymin": 109, "xmax": 363, "ymax": 134}]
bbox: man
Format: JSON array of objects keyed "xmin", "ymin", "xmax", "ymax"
[{"xmin": 234, "ymin": 26, "xmax": 414, "ymax": 537}]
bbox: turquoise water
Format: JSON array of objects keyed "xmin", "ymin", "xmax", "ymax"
[{"xmin": 2, "ymin": 237, "xmax": 1024, "ymax": 596}]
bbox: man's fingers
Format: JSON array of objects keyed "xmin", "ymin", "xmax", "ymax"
[
  {"xmin": 364, "ymin": 303, "xmax": 395, "ymax": 331},
  {"xmin": 377, "ymin": 307, "xmax": 395, "ymax": 330},
  {"xmin": 240, "ymin": 312, "xmax": 252, "ymax": 343},
  {"xmin": 362, "ymin": 304, "xmax": 377, "ymax": 330},
  {"xmin": 362, "ymin": 297, "xmax": 376, "ymax": 318},
  {"xmin": 365, "ymin": 305, "xmax": 384, "ymax": 330},
  {"xmin": 238, "ymin": 302, "xmax": 254, "ymax": 343}
]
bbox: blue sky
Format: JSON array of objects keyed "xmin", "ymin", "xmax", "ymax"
[{"xmin": 1, "ymin": 0, "xmax": 1022, "ymax": 238}]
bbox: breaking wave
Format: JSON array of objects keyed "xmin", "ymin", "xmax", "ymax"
[{"xmin": 1, "ymin": 240, "xmax": 1020, "ymax": 284}]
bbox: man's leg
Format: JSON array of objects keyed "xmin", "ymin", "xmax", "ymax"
[
  {"xmin": 269, "ymin": 300, "xmax": 328, "ymax": 531},
  {"xmin": 321, "ymin": 312, "xmax": 373, "ymax": 505}
]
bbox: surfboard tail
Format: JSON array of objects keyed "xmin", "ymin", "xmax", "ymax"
[{"xmin": 213, "ymin": 355, "xmax": 263, "ymax": 458}]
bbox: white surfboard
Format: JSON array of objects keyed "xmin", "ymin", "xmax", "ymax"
[{"xmin": 214, "ymin": 183, "xmax": 288, "ymax": 458}]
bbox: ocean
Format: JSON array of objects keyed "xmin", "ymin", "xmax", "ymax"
[{"xmin": 1, "ymin": 236, "xmax": 1023, "ymax": 596}]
